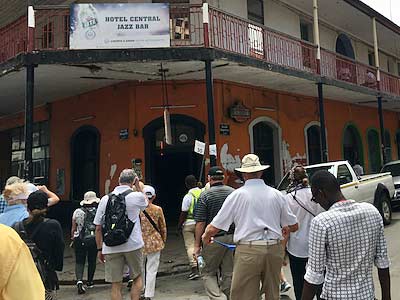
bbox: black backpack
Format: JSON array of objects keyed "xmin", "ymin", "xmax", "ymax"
[
  {"xmin": 80, "ymin": 207, "xmax": 97, "ymax": 247},
  {"xmin": 13, "ymin": 220, "xmax": 50, "ymax": 289},
  {"xmin": 102, "ymin": 190, "xmax": 135, "ymax": 247}
]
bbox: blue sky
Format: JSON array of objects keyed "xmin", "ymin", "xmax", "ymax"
[{"xmin": 361, "ymin": 0, "xmax": 400, "ymax": 26}]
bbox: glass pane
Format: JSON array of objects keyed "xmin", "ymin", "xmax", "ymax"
[
  {"xmin": 32, "ymin": 147, "xmax": 45, "ymax": 159},
  {"xmin": 40, "ymin": 121, "xmax": 50, "ymax": 145},
  {"xmin": 11, "ymin": 151, "xmax": 24, "ymax": 162},
  {"xmin": 11, "ymin": 128, "xmax": 21, "ymax": 150},
  {"xmin": 337, "ymin": 165, "xmax": 352, "ymax": 184},
  {"xmin": 33, "ymin": 131, "xmax": 40, "ymax": 147}
]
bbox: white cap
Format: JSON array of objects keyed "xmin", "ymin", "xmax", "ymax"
[{"xmin": 143, "ymin": 185, "xmax": 156, "ymax": 199}]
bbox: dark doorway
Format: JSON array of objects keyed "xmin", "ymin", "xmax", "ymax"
[
  {"xmin": 143, "ymin": 115, "xmax": 205, "ymax": 223},
  {"xmin": 336, "ymin": 34, "xmax": 355, "ymax": 59},
  {"xmin": 253, "ymin": 122, "xmax": 275, "ymax": 186},
  {"xmin": 71, "ymin": 126, "xmax": 100, "ymax": 202},
  {"xmin": 367, "ymin": 129, "xmax": 381, "ymax": 173},
  {"xmin": 0, "ymin": 131, "xmax": 11, "ymax": 189},
  {"xmin": 307, "ymin": 125, "xmax": 322, "ymax": 164},
  {"xmin": 343, "ymin": 125, "xmax": 364, "ymax": 167}
]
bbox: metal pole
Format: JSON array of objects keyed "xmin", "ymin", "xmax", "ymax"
[
  {"xmin": 378, "ymin": 95, "xmax": 387, "ymax": 165},
  {"xmin": 205, "ymin": 60, "xmax": 216, "ymax": 167},
  {"xmin": 313, "ymin": 0, "xmax": 321, "ymax": 74},
  {"xmin": 24, "ymin": 65, "xmax": 35, "ymax": 181},
  {"xmin": 318, "ymin": 82, "xmax": 328, "ymax": 162}
]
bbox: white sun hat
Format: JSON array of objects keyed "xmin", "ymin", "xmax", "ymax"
[
  {"xmin": 80, "ymin": 191, "xmax": 100, "ymax": 206},
  {"xmin": 235, "ymin": 154, "xmax": 270, "ymax": 173}
]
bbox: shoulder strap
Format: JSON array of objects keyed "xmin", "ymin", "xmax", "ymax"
[
  {"xmin": 143, "ymin": 210, "xmax": 162, "ymax": 236},
  {"xmin": 120, "ymin": 189, "xmax": 134, "ymax": 198},
  {"xmin": 291, "ymin": 190, "xmax": 316, "ymax": 217},
  {"xmin": 30, "ymin": 219, "xmax": 49, "ymax": 240}
]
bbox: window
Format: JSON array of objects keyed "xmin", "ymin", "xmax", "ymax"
[
  {"xmin": 385, "ymin": 130, "xmax": 392, "ymax": 162},
  {"xmin": 343, "ymin": 125, "xmax": 363, "ymax": 167},
  {"xmin": 10, "ymin": 121, "xmax": 50, "ymax": 185},
  {"xmin": 306, "ymin": 125, "xmax": 322, "ymax": 164},
  {"xmin": 368, "ymin": 51, "xmax": 375, "ymax": 67},
  {"xmin": 247, "ymin": 0, "xmax": 264, "ymax": 24},
  {"xmin": 42, "ymin": 22, "xmax": 54, "ymax": 49},
  {"xmin": 337, "ymin": 164, "xmax": 353, "ymax": 185},
  {"xmin": 336, "ymin": 34, "xmax": 355, "ymax": 59},
  {"xmin": 300, "ymin": 21, "xmax": 313, "ymax": 43}
]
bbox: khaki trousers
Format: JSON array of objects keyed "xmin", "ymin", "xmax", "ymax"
[
  {"xmin": 182, "ymin": 223, "xmax": 197, "ymax": 268},
  {"xmin": 230, "ymin": 243, "xmax": 284, "ymax": 300},
  {"xmin": 202, "ymin": 234, "xmax": 234, "ymax": 300}
]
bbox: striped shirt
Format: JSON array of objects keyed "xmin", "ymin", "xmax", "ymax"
[{"xmin": 194, "ymin": 183, "xmax": 235, "ymax": 234}]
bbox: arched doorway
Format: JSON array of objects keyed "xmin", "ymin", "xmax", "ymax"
[
  {"xmin": 71, "ymin": 126, "xmax": 100, "ymax": 202},
  {"xmin": 143, "ymin": 115, "xmax": 205, "ymax": 223},
  {"xmin": 367, "ymin": 129, "xmax": 381, "ymax": 173},
  {"xmin": 343, "ymin": 124, "xmax": 364, "ymax": 167},
  {"xmin": 336, "ymin": 34, "xmax": 355, "ymax": 59},
  {"xmin": 305, "ymin": 123, "xmax": 322, "ymax": 164},
  {"xmin": 249, "ymin": 117, "xmax": 282, "ymax": 186}
]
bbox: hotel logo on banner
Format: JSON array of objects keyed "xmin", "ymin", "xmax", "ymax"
[{"xmin": 70, "ymin": 3, "xmax": 170, "ymax": 49}]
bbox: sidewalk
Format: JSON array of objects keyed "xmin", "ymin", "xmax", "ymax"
[{"xmin": 59, "ymin": 230, "xmax": 190, "ymax": 284}]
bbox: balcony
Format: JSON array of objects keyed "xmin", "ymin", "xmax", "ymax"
[{"xmin": 0, "ymin": 4, "xmax": 399, "ymax": 98}]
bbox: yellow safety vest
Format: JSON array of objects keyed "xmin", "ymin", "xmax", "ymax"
[{"xmin": 187, "ymin": 189, "xmax": 203, "ymax": 219}]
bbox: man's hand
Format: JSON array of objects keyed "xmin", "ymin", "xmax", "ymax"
[
  {"xmin": 97, "ymin": 251, "xmax": 105, "ymax": 264},
  {"xmin": 193, "ymin": 245, "xmax": 201, "ymax": 259}
]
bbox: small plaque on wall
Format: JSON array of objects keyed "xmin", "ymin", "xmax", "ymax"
[
  {"xmin": 220, "ymin": 124, "xmax": 230, "ymax": 136},
  {"xmin": 120, "ymin": 129, "xmax": 129, "ymax": 140}
]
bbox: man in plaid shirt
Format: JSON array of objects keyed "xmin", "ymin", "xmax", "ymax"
[{"xmin": 302, "ymin": 170, "xmax": 391, "ymax": 300}]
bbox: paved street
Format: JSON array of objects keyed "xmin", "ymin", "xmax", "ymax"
[{"xmin": 58, "ymin": 209, "xmax": 400, "ymax": 300}]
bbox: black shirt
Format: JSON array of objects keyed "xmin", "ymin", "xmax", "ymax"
[
  {"xmin": 24, "ymin": 218, "xmax": 65, "ymax": 290},
  {"xmin": 194, "ymin": 183, "xmax": 235, "ymax": 233}
]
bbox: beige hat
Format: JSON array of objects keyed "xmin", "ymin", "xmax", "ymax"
[
  {"xmin": 80, "ymin": 191, "xmax": 100, "ymax": 206},
  {"xmin": 235, "ymin": 154, "xmax": 270, "ymax": 173}
]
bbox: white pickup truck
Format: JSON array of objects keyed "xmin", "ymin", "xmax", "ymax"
[{"xmin": 277, "ymin": 161, "xmax": 395, "ymax": 225}]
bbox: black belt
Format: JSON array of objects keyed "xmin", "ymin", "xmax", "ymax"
[{"xmin": 215, "ymin": 231, "xmax": 232, "ymax": 237}]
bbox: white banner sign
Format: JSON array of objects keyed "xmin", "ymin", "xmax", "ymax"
[
  {"xmin": 194, "ymin": 140, "xmax": 206, "ymax": 155},
  {"xmin": 70, "ymin": 3, "xmax": 170, "ymax": 49}
]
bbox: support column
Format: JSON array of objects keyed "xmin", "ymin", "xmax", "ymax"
[
  {"xmin": 205, "ymin": 60, "xmax": 216, "ymax": 167},
  {"xmin": 313, "ymin": 0, "xmax": 321, "ymax": 74},
  {"xmin": 24, "ymin": 3, "xmax": 36, "ymax": 181},
  {"xmin": 378, "ymin": 95, "xmax": 387, "ymax": 164},
  {"xmin": 372, "ymin": 17, "xmax": 386, "ymax": 164},
  {"xmin": 318, "ymin": 82, "xmax": 328, "ymax": 162}
]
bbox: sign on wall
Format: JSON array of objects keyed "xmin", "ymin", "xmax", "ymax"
[{"xmin": 70, "ymin": 3, "xmax": 170, "ymax": 49}]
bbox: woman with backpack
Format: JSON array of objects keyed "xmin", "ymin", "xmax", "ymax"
[
  {"xmin": 71, "ymin": 191, "xmax": 100, "ymax": 294},
  {"xmin": 14, "ymin": 190, "xmax": 65, "ymax": 300}
]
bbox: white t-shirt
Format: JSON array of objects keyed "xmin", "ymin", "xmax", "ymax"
[
  {"xmin": 286, "ymin": 187, "xmax": 325, "ymax": 258},
  {"xmin": 93, "ymin": 185, "xmax": 148, "ymax": 255},
  {"xmin": 181, "ymin": 187, "xmax": 201, "ymax": 226},
  {"xmin": 211, "ymin": 179, "xmax": 298, "ymax": 243}
]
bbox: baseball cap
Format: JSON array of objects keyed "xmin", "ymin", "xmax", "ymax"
[
  {"xmin": 208, "ymin": 166, "xmax": 224, "ymax": 176},
  {"xmin": 143, "ymin": 185, "xmax": 156, "ymax": 199}
]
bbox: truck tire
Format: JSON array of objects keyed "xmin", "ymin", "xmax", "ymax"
[{"xmin": 378, "ymin": 193, "xmax": 392, "ymax": 225}]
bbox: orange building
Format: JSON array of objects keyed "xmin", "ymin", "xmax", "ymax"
[{"xmin": 1, "ymin": 1, "xmax": 400, "ymax": 223}]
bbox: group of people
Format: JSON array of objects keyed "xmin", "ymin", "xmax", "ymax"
[
  {"xmin": 0, "ymin": 151, "xmax": 393, "ymax": 300},
  {"xmin": 179, "ymin": 153, "xmax": 392, "ymax": 300},
  {"xmin": 71, "ymin": 169, "xmax": 167, "ymax": 300},
  {"xmin": 0, "ymin": 177, "xmax": 64, "ymax": 299}
]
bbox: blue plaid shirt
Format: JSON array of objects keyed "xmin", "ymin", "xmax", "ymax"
[{"xmin": 0, "ymin": 195, "xmax": 7, "ymax": 214}]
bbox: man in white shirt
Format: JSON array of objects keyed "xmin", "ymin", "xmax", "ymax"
[
  {"xmin": 202, "ymin": 154, "xmax": 298, "ymax": 300},
  {"xmin": 177, "ymin": 175, "xmax": 202, "ymax": 280},
  {"xmin": 303, "ymin": 170, "xmax": 391, "ymax": 300},
  {"xmin": 285, "ymin": 166, "xmax": 324, "ymax": 300},
  {"xmin": 94, "ymin": 169, "xmax": 148, "ymax": 300}
]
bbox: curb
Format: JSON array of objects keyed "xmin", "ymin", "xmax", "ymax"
[{"xmin": 59, "ymin": 265, "xmax": 190, "ymax": 286}]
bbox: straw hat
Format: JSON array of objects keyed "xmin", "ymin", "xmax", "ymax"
[
  {"xmin": 235, "ymin": 154, "xmax": 270, "ymax": 173},
  {"xmin": 80, "ymin": 191, "xmax": 100, "ymax": 206}
]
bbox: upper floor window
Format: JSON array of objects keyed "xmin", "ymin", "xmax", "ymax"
[
  {"xmin": 247, "ymin": 0, "xmax": 264, "ymax": 24},
  {"xmin": 336, "ymin": 34, "xmax": 355, "ymax": 59},
  {"xmin": 300, "ymin": 21, "xmax": 313, "ymax": 43},
  {"xmin": 368, "ymin": 51, "xmax": 375, "ymax": 67}
]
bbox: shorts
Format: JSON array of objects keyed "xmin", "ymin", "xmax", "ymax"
[{"xmin": 105, "ymin": 248, "xmax": 143, "ymax": 283}]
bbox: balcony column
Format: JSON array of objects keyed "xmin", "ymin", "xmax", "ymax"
[
  {"xmin": 24, "ymin": 2, "xmax": 36, "ymax": 181},
  {"xmin": 313, "ymin": 0, "xmax": 327, "ymax": 162},
  {"xmin": 372, "ymin": 17, "xmax": 386, "ymax": 164}
]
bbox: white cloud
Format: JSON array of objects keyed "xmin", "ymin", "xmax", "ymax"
[{"xmin": 361, "ymin": 0, "xmax": 400, "ymax": 26}]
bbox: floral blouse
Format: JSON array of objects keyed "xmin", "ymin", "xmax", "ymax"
[{"xmin": 140, "ymin": 204, "xmax": 167, "ymax": 255}]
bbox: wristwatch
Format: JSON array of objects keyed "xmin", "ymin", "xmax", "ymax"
[{"xmin": 97, "ymin": 248, "xmax": 102, "ymax": 252}]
